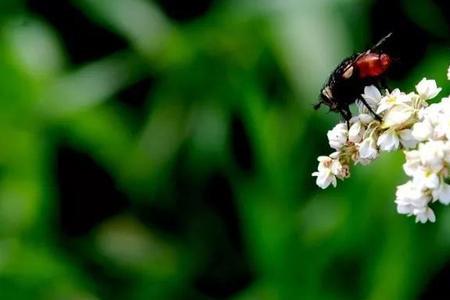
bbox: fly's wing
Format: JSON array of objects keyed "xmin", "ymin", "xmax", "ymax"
[
  {"xmin": 370, "ymin": 32, "xmax": 393, "ymax": 52},
  {"xmin": 339, "ymin": 32, "xmax": 393, "ymax": 78}
]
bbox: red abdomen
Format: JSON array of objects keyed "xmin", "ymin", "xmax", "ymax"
[{"xmin": 356, "ymin": 53, "xmax": 391, "ymax": 78}]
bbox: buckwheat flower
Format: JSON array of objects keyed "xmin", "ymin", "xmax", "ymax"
[
  {"xmin": 377, "ymin": 129, "xmax": 399, "ymax": 151},
  {"xmin": 358, "ymin": 136, "xmax": 378, "ymax": 160},
  {"xmin": 313, "ymin": 68, "xmax": 449, "ymax": 223},
  {"xmin": 418, "ymin": 102, "xmax": 443, "ymax": 124},
  {"xmin": 396, "ymin": 202, "xmax": 414, "ymax": 215},
  {"xmin": 348, "ymin": 121, "xmax": 365, "ymax": 143},
  {"xmin": 359, "ymin": 85, "xmax": 382, "ymax": 113},
  {"xmin": 416, "ymin": 78, "xmax": 442, "ymax": 100},
  {"xmin": 330, "ymin": 159, "xmax": 343, "ymax": 176},
  {"xmin": 376, "ymin": 88, "xmax": 410, "ymax": 114},
  {"xmin": 418, "ymin": 140, "xmax": 445, "ymax": 172},
  {"xmin": 441, "ymin": 97, "xmax": 450, "ymax": 105},
  {"xmin": 430, "ymin": 100, "xmax": 450, "ymax": 140},
  {"xmin": 411, "ymin": 120, "xmax": 433, "ymax": 141},
  {"xmin": 395, "ymin": 180, "xmax": 430, "ymax": 216},
  {"xmin": 312, "ymin": 169, "xmax": 336, "ymax": 189},
  {"xmin": 412, "ymin": 166, "xmax": 440, "ymax": 189},
  {"xmin": 382, "ymin": 103, "xmax": 415, "ymax": 128},
  {"xmin": 415, "ymin": 207, "xmax": 436, "ymax": 223},
  {"xmin": 312, "ymin": 156, "xmax": 340, "ymax": 189},
  {"xmin": 316, "ymin": 155, "xmax": 341, "ymax": 175},
  {"xmin": 312, "ymin": 171, "xmax": 334, "ymax": 189},
  {"xmin": 431, "ymin": 122, "xmax": 448, "ymax": 140},
  {"xmin": 316, "ymin": 155, "xmax": 333, "ymax": 171},
  {"xmin": 327, "ymin": 123, "xmax": 348, "ymax": 150},
  {"xmin": 403, "ymin": 150, "xmax": 421, "ymax": 176},
  {"xmin": 358, "ymin": 113, "xmax": 375, "ymax": 125},
  {"xmin": 398, "ymin": 129, "xmax": 418, "ymax": 149},
  {"xmin": 432, "ymin": 181, "xmax": 450, "ymax": 205}
]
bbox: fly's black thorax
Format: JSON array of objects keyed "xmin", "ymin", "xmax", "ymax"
[{"xmin": 323, "ymin": 53, "xmax": 378, "ymax": 108}]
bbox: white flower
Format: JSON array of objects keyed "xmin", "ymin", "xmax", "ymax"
[
  {"xmin": 403, "ymin": 150, "xmax": 421, "ymax": 177},
  {"xmin": 415, "ymin": 78, "xmax": 442, "ymax": 100},
  {"xmin": 312, "ymin": 169, "xmax": 336, "ymax": 189},
  {"xmin": 313, "ymin": 67, "xmax": 450, "ymax": 224},
  {"xmin": 442, "ymin": 97, "xmax": 450, "ymax": 106},
  {"xmin": 415, "ymin": 207, "xmax": 436, "ymax": 223},
  {"xmin": 312, "ymin": 156, "xmax": 340, "ymax": 189},
  {"xmin": 432, "ymin": 182, "xmax": 450, "ymax": 205},
  {"xmin": 376, "ymin": 89, "xmax": 410, "ymax": 114},
  {"xmin": 396, "ymin": 202, "xmax": 414, "ymax": 215},
  {"xmin": 395, "ymin": 180, "xmax": 430, "ymax": 214},
  {"xmin": 358, "ymin": 137, "xmax": 378, "ymax": 160},
  {"xmin": 408, "ymin": 92, "xmax": 423, "ymax": 109},
  {"xmin": 327, "ymin": 123, "xmax": 348, "ymax": 150},
  {"xmin": 316, "ymin": 156, "xmax": 332, "ymax": 171},
  {"xmin": 418, "ymin": 103, "xmax": 441, "ymax": 125},
  {"xmin": 416, "ymin": 98, "xmax": 450, "ymax": 140},
  {"xmin": 329, "ymin": 151, "xmax": 340, "ymax": 159},
  {"xmin": 411, "ymin": 120, "xmax": 433, "ymax": 141},
  {"xmin": 382, "ymin": 103, "xmax": 415, "ymax": 128},
  {"xmin": 348, "ymin": 121, "xmax": 365, "ymax": 143},
  {"xmin": 358, "ymin": 113, "xmax": 374, "ymax": 125},
  {"xmin": 359, "ymin": 85, "xmax": 382, "ymax": 113},
  {"xmin": 395, "ymin": 180, "xmax": 436, "ymax": 223},
  {"xmin": 418, "ymin": 140, "xmax": 445, "ymax": 172},
  {"xmin": 412, "ymin": 166, "xmax": 440, "ymax": 189},
  {"xmin": 434, "ymin": 121, "xmax": 450, "ymax": 140},
  {"xmin": 377, "ymin": 129, "xmax": 399, "ymax": 152},
  {"xmin": 398, "ymin": 129, "xmax": 418, "ymax": 149},
  {"xmin": 444, "ymin": 142, "xmax": 450, "ymax": 164},
  {"xmin": 330, "ymin": 159, "xmax": 343, "ymax": 176},
  {"xmin": 447, "ymin": 66, "xmax": 450, "ymax": 80}
]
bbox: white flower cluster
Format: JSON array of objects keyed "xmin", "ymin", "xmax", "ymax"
[{"xmin": 313, "ymin": 68, "xmax": 450, "ymax": 223}]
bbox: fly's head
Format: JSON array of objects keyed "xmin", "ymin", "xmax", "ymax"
[{"xmin": 315, "ymin": 86, "xmax": 339, "ymax": 112}]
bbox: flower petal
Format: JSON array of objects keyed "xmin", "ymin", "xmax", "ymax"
[
  {"xmin": 377, "ymin": 130, "xmax": 399, "ymax": 152},
  {"xmin": 438, "ymin": 183, "xmax": 450, "ymax": 205},
  {"xmin": 416, "ymin": 78, "xmax": 442, "ymax": 100},
  {"xmin": 411, "ymin": 121, "xmax": 433, "ymax": 141}
]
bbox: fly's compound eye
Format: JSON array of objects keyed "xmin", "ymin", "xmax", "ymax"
[
  {"xmin": 322, "ymin": 87, "xmax": 333, "ymax": 99},
  {"xmin": 321, "ymin": 87, "xmax": 339, "ymax": 111}
]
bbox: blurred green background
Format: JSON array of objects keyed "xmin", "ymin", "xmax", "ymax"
[{"xmin": 0, "ymin": 0, "xmax": 449, "ymax": 299}]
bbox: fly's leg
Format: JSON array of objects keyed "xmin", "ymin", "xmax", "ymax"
[
  {"xmin": 358, "ymin": 96, "xmax": 382, "ymax": 121},
  {"xmin": 340, "ymin": 106, "xmax": 352, "ymax": 129},
  {"xmin": 376, "ymin": 78, "xmax": 389, "ymax": 92}
]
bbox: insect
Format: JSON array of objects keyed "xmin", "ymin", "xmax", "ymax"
[{"xmin": 314, "ymin": 33, "xmax": 393, "ymax": 123}]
